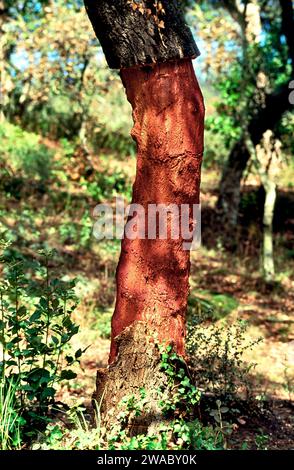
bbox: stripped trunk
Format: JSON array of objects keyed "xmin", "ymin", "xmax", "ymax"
[
  {"xmin": 84, "ymin": 0, "xmax": 204, "ymax": 425},
  {"xmin": 94, "ymin": 61, "xmax": 204, "ymax": 425},
  {"xmin": 110, "ymin": 60, "xmax": 204, "ymax": 362}
]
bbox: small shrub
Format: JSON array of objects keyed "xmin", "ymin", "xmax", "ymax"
[
  {"xmin": 188, "ymin": 291, "xmax": 239, "ymax": 321},
  {"xmin": 0, "ymin": 241, "xmax": 82, "ymax": 446},
  {"xmin": 255, "ymin": 430, "xmax": 269, "ymax": 450},
  {"xmin": 33, "ymin": 347, "xmax": 223, "ymax": 451},
  {"xmin": 159, "ymin": 345, "xmax": 201, "ymax": 419},
  {"xmin": 187, "ymin": 308, "xmax": 262, "ymax": 398},
  {"xmin": 104, "ymin": 346, "xmax": 222, "ymax": 450},
  {"xmin": 81, "ymin": 170, "xmax": 131, "ymax": 202}
]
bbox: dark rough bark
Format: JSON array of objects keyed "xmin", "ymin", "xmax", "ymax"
[
  {"xmin": 84, "ymin": 0, "xmax": 199, "ymax": 69},
  {"xmin": 249, "ymin": 85, "xmax": 293, "ymax": 147}
]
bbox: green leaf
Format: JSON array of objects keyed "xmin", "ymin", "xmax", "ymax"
[
  {"xmin": 27, "ymin": 368, "xmax": 50, "ymax": 383},
  {"xmin": 6, "ymin": 360, "xmax": 18, "ymax": 366},
  {"xmin": 40, "ymin": 297, "xmax": 48, "ymax": 310},
  {"xmin": 29, "ymin": 311, "xmax": 41, "ymax": 322},
  {"xmin": 41, "ymin": 387, "xmax": 56, "ymax": 399},
  {"xmin": 75, "ymin": 348, "xmax": 82, "ymax": 359},
  {"xmin": 220, "ymin": 407, "xmax": 229, "ymax": 413},
  {"xmin": 65, "ymin": 355, "xmax": 74, "ymax": 365},
  {"xmin": 52, "ymin": 298, "xmax": 59, "ymax": 310},
  {"xmin": 17, "ymin": 306, "xmax": 27, "ymax": 316},
  {"xmin": 51, "ymin": 336, "xmax": 59, "ymax": 345},
  {"xmin": 60, "ymin": 369, "xmax": 77, "ymax": 380}
]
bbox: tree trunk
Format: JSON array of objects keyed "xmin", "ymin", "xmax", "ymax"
[
  {"xmin": 110, "ymin": 59, "xmax": 204, "ymax": 363},
  {"xmin": 84, "ymin": 0, "xmax": 204, "ymax": 425},
  {"xmin": 245, "ymin": 130, "xmax": 279, "ymax": 284},
  {"xmin": 94, "ymin": 321, "xmax": 168, "ymax": 433},
  {"xmin": 216, "ymin": 138, "xmax": 250, "ymax": 248},
  {"xmin": 262, "ymin": 179, "xmax": 276, "ymax": 283},
  {"xmin": 84, "ymin": 0, "xmax": 199, "ymax": 69}
]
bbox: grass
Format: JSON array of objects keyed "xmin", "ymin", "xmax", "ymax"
[{"xmin": 0, "ymin": 377, "xmax": 22, "ymax": 450}]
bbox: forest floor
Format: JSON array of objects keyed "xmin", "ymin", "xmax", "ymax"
[
  {"xmin": 60, "ymin": 241, "xmax": 294, "ymax": 449},
  {"xmin": 56, "ymin": 167, "xmax": 294, "ymax": 450},
  {"xmin": 1, "ymin": 134, "xmax": 293, "ymax": 449}
]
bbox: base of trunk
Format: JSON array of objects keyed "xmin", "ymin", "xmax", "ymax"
[{"xmin": 93, "ymin": 321, "xmax": 167, "ymax": 433}]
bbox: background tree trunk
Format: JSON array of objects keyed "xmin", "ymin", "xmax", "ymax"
[
  {"xmin": 216, "ymin": 0, "xmax": 293, "ymax": 248},
  {"xmin": 262, "ymin": 179, "xmax": 276, "ymax": 283},
  {"xmin": 216, "ymin": 138, "xmax": 249, "ymax": 248},
  {"xmin": 217, "ymin": 81, "xmax": 292, "ymax": 249},
  {"xmin": 245, "ymin": 130, "xmax": 281, "ymax": 284}
]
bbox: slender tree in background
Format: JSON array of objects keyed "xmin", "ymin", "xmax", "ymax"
[
  {"xmin": 84, "ymin": 0, "xmax": 204, "ymax": 420},
  {"xmin": 245, "ymin": 130, "xmax": 282, "ymax": 283}
]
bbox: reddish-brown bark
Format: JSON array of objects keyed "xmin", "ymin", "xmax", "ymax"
[{"xmin": 109, "ymin": 59, "xmax": 204, "ymax": 363}]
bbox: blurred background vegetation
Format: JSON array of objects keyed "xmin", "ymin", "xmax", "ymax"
[{"xmin": 0, "ymin": 0, "xmax": 293, "ymax": 450}]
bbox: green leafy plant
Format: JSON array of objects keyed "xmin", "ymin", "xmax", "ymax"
[
  {"xmin": 159, "ymin": 344, "xmax": 201, "ymax": 418},
  {"xmin": 283, "ymin": 363, "xmax": 294, "ymax": 401},
  {"xmin": 209, "ymin": 399, "xmax": 233, "ymax": 449},
  {"xmin": 187, "ymin": 308, "xmax": 262, "ymax": 398},
  {"xmin": 81, "ymin": 170, "xmax": 131, "ymax": 202},
  {"xmin": 29, "ymin": 345, "xmax": 224, "ymax": 451},
  {"xmin": 33, "ymin": 401, "xmax": 102, "ymax": 450},
  {"xmin": 0, "ymin": 241, "xmax": 82, "ymax": 445},
  {"xmin": 255, "ymin": 430, "xmax": 269, "ymax": 450},
  {"xmin": 188, "ymin": 291, "xmax": 239, "ymax": 321},
  {"xmin": 94, "ymin": 309, "xmax": 112, "ymax": 339},
  {"xmin": 104, "ymin": 346, "xmax": 222, "ymax": 450}
]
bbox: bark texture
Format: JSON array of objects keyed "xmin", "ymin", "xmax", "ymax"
[
  {"xmin": 93, "ymin": 321, "xmax": 167, "ymax": 432},
  {"xmin": 84, "ymin": 0, "xmax": 199, "ymax": 69},
  {"xmin": 109, "ymin": 59, "xmax": 204, "ymax": 363}
]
